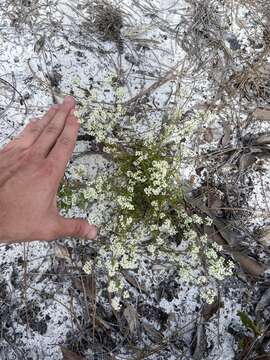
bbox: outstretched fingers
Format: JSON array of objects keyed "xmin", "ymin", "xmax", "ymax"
[
  {"xmin": 47, "ymin": 111, "xmax": 80, "ymax": 182},
  {"xmin": 5, "ymin": 105, "xmax": 59, "ymax": 151},
  {"xmin": 31, "ymin": 96, "xmax": 76, "ymax": 158}
]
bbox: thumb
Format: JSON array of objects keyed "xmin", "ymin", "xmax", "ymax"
[{"xmin": 56, "ymin": 216, "xmax": 97, "ymax": 240}]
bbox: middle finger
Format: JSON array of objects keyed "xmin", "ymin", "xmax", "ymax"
[{"xmin": 31, "ymin": 96, "xmax": 75, "ymax": 158}]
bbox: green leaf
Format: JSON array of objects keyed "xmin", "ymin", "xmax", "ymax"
[{"xmin": 237, "ymin": 311, "xmax": 261, "ymax": 337}]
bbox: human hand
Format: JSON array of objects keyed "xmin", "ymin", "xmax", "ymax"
[{"xmin": 0, "ymin": 96, "xmax": 97, "ymax": 244}]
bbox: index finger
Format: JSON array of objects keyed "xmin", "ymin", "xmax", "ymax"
[
  {"xmin": 1, "ymin": 105, "xmax": 59, "ymax": 152},
  {"xmin": 47, "ymin": 112, "xmax": 80, "ymax": 182}
]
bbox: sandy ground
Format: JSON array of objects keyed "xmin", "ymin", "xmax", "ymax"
[{"xmin": 0, "ymin": 1, "xmax": 270, "ymax": 359}]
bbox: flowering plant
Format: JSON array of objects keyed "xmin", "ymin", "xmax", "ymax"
[{"xmin": 59, "ymin": 86, "xmax": 234, "ymax": 309}]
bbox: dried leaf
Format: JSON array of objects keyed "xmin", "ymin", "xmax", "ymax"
[
  {"xmin": 255, "ymin": 134, "xmax": 270, "ymax": 145},
  {"xmin": 54, "ymin": 244, "xmax": 71, "ymax": 260},
  {"xmin": 192, "ymin": 321, "xmax": 207, "ymax": 360},
  {"xmin": 152, "ymin": 262, "xmax": 173, "ymax": 271},
  {"xmin": 250, "ymin": 146, "xmax": 264, "ymax": 154},
  {"xmin": 207, "ymin": 191, "xmax": 223, "ymax": 217},
  {"xmin": 61, "ymin": 347, "xmax": 86, "ymax": 360},
  {"xmin": 193, "ymin": 101, "xmax": 211, "ymax": 111},
  {"xmin": 221, "ymin": 122, "xmax": 231, "ymax": 146},
  {"xmin": 255, "ymin": 288, "xmax": 270, "ymax": 314},
  {"xmin": 122, "ymin": 271, "xmax": 147, "ymax": 294},
  {"xmin": 202, "ymin": 298, "xmax": 221, "ymax": 321},
  {"xmin": 253, "ymin": 108, "xmax": 270, "ymax": 121},
  {"xmin": 34, "ymin": 35, "xmax": 46, "ymax": 54},
  {"xmin": 214, "ymin": 219, "xmax": 245, "ymax": 248},
  {"xmin": 142, "ymin": 322, "xmax": 163, "ymax": 343},
  {"xmin": 203, "ymin": 127, "xmax": 214, "ymax": 143},
  {"xmin": 124, "ymin": 53, "xmax": 140, "ymax": 66},
  {"xmin": 204, "ymin": 224, "xmax": 228, "ymax": 246},
  {"xmin": 258, "ymin": 227, "xmax": 270, "ymax": 248},
  {"xmin": 233, "ymin": 253, "xmax": 267, "ymax": 277},
  {"xmin": 239, "ymin": 153, "xmax": 256, "ymax": 171},
  {"xmin": 123, "ymin": 304, "xmax": 138, "ymax": 334},
  {"xmin": 72, "ymin": 275, "xmax": 96, "ymax": 299}
]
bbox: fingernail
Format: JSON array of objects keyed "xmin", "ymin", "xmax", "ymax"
[
  {"xmin": 64, "ymin": 96, "xmax": 75, "ymax": 104},
  {"xmin": 87, "ymin": 224, "xmax": 98, "ymax": 240},
  {"xmin": 52, "ymin": 104, "xmax": 59, "ymax": 110},
  {"xmin": 70, "ymin": 109, "xmax": 81, "ymax": 125}
]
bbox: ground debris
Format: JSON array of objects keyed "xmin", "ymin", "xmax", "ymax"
[{"xmin": 61, "ymin": 347, "xmax": 86, "ymax": 360}]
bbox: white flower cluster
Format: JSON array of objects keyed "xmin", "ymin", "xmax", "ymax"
[
  {"xmin": 159, "ymin": 218, "xmax": 177, "ymax": 236},
  {"xmin": 74, "ymin": 88, "xmax": 126, "ymax": 144},
  {"xmin": 201, "ymin": 287, "xmax": 217, "ymax": 304},
  {"xmin": 83, "ymin": 186, "xmax": 98, "ymax": 200},
  {"xmin": 116, "ymin": 195, "xmax": 135, "ymax": 210},
  {"xmin": 144, "ymin": 160, "xmax": 170, "ymax": 196},
  {"xmin": 207, "ymin": 252, "xmax": 234, "ymax": 281}
]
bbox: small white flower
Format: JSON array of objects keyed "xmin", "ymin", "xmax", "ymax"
[
  {"xmin": 83, "ymin": 187, "xmax": 97, "ymax": 200},
  {"xmin": 147, "ymin": 244, "xmax": 156, "ymax": 255},
  {"xmin": 150, "ymin": 224, "xmax": 158, "ymax": 232},
  {"xmin": 156, "ymin": 236, "xmax": 164, "ymax": 245},
  {"xmin": 123, "ymin": 290, "xmax": 130, "ymax": 299},
  {"xmin": 120, "ymin": 255, "xmax": 138, "ymax": 269},
  {"xmin": 198, "ymin": 275, "xmax": 208, "ymax": 285},
  {"xmin": 116, "ymin": 195, "xmax": 134, "ymax": 210},
  {"xmin": 108, "ymin": 280, "xmax": 117, "ymax": 293},
  {"xmin": 115, "ymin": 87, "xmax": 125, "ymax": 98},
  {"xmin": 205, "ymin": 217, "xmax": 213, "ymax": 226},
  {"xmin": 159, "ymin": 219, "xmax": 177, "ymax": 236},
  {"xmin": 111, "ymin": 296, "xmax": 121, "ymax": 311},
  {"xmin": 202, "ymin": 288, "xmax": 216, "ymax": 304},
  {"xmin": 83, "ymin": 261, "xmax": 93, "ymax": 275},
  {"xmin": 151, "ymin": 200, "xmax": 159, "ymax": 209},
  {"xmin": 190, "ymin": 245, "xmax": 200, "ymax": 261},
  {"xmin": 201, "ymin": 234, "xmax": 208, "ymax": 244},
  {"xmin": 192, "ymin": 214, "xmax": 204, "ymax": 224},
  {"xmin": 127, "ymin": 186, "xmax": 134, "ymax": 193},
  {"xmin": 126, "ymin": 217, "xmax": 133, "ymax": 226}
]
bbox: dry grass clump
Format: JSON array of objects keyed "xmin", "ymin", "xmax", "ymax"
[
  {"xmin": 181, "ymin": 0, "xmax": 226, "ymax": 65},
  {"xmin": 180, "ymin": 0, "xmax": 270, "ymax": 105},
  {"xmin": 235, "ymin": 62, "xmax": 270, "ymax": 103},
  {"xmin": 180, "ymin": 0, "xmax": 234, "ymax": 99},
  {"xmin": 85, "ymin": 0, "xmax": 124, "ymax": 45}
]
